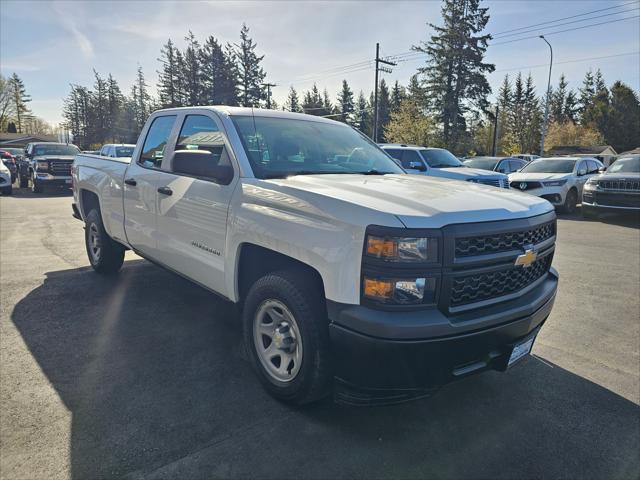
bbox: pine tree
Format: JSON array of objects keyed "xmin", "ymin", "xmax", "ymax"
[
  {"xmin": 412, "ymin": 0, "xmax": 494, "ymax": 150},
  {"xmin": 522, "ymin": 73, "xmax": 542, "ymax": 153},
  {"xmin": 157, "ymin": 39, "xmax": 180, "ymax": 108},
  {"xmin": 106, "ymin": 74, "xmax": 123, "ymax": 142},
  {"xmin": 285, "ymin": 86, "xmax": 302, "ymax": 113},
  {"xmin": 376, "ymin": 79, "xmax": 392, "ymax": 142},
  {"xmin": 174, "ymin": 50, "xmax": 187, "ymax": 106},
  {"xmin": 550, "ymin": 74, "xmax": 569, "ymax": 123},
  {"xmin": 406, "ymin": 74, "xmax": 427, "ymax": 111},
  {"xmin": 355, "ymin": 91, "xmax": 370, "ymax": 134},
  {"xmin": 233, "ymin": 24, "xmax": 266, "ymax": 107},
  {"xmin": 63, "ymin": 85, "xmax": 91, "ymax": 147},
  {"xmin": 322, "ymin": 88, "xmax": 333, "ymax": 117},
  {"xmin": 9, "ymin": 73, "xmax": 31, "ymax": 133},
  {"xmin": 605, "ymin": 81, "xmax": 640, "ymax": 153},
  {"xmin": 336, "ymin": 80, "xmax": 355, "ymax": 124},
  {"xmin": 133, "ymin": 66, "xmax": 151, "ymax": 133},
  {"xmin": 594, "ymin": 69, "xmax": 607, "ymax": 94},
  {"xmin": 578, "ymin": 70, "xmax": 595, "ymax": 121},
  {"xmin": 496, "ymin": 74, "xmax": 514, "ymax": 153},
  {"xmin": 201, "ymin": 35, "xmax": 238, "ymax": 106},
  {"xmin": 390, "ymin": 80, "xmax": 405, "ymax": 114},
  {"xmin": 90, "ymin": 70, "xmax": 109, "ymax": 145},
  {"xmin": 302, "ymin": 84, "xmax": 323, "ymax": 115},
  {"xmin": 183, "ymin": 31, "xmax": 202, "ymax": 106}
]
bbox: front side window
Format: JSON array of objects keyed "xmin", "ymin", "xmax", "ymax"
[
  {"xmin": 139, "ymin": 116, "xmax": 176, "ymax": 168},
  {"xmin": 231, "ymin": 115, "xmax": 404, "ymax": 179},
  {"xmin": 175, "ymin": 115, "xmax": 229, "ymax": 166},
  {"xmin": 115, "ymin": 146, "xmax": 134, "ymax": 157},
  {"xmin": 420, "ymin": 149, "xmax": 463, "ymax": 168}
]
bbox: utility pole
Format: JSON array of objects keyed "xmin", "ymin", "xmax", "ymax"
[
  {"xmin": 263, "ymin": 83, "xmax": 277, "ymax": 109},
  {"xmin": 373, "ymin": 43, "xmax": 396, "ymax": 142},
  {"xmin": 492, "ymin": 105, "xmax": 499, "ymax": 156},
  {"xmin": 539, "ymin": 35, "xmax": 553, "ymax": 157}
]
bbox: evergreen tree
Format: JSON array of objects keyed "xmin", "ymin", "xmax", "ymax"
[
  {"xmin": 355, "ymin": 91, "xmax": 370, "ymax": 134},
  {"xmin": 302, "ymin": 84, "xmax": 323, "ymax": 115},
  {"xmin": 201, "ymin": 35, "xmax": 238, "ymax": 106},
  {"xmin": 336, "ymin": 80, "xmax": 355, "ymax": 124},
  {"xmin": 406, "ymin": 74, "xmax": 427, "ymax": 111},
  {"xmin": 7, "ymin": 122, "xmax": 17, "ymax": 133},
  {"xmin": 183, "ymin": 31, "xmax": 202, "ymax": 106},
  {"xmin": 90, "ymin": 70, "xmax": 109, "ymax": 144},
  {"xmin": 63, "ymin": 85, "xmax": 91, "ymax": 147},
  {"xmin": 578, "ymin": 70, "xmax": 595, "ymax": 121},
  {"xmin": 133, "ymin": 66, "xmax": 151, "ymax": 133},
  {"xmin": 550, "ymin": 74, "xmax": 569, "ymax": 123},
  {"xmin": 106, "ymin": 74, "xmax": 123, "ymax": 142},
  {"xmin": 233, "ymin": 24, "xmax": 266, "ymax": 107},
  {"xmin": 390, "ymin": 80, "xmax": 405, "ymax": 114},
  {"xmin": 174, "ymin": 50, "xmax": 187, "ymax": 106},
  {"xmin": 9, "ymin": 73, "xmax": 31, "ymax": 133},
  {"xmin": 605, "ymin": 81, "xmax": 640, "ymax": 153},
  {"xmin": 370, "ymin": 79, "xmax": 391, "ymax": 141},
  {"xmin": 412, "ymin": 0, "xmax": 494, "ymax": 150},
  {"xmin": 582, "ymin": 88, "xmax": 610, "ymax": 138},
  {"xmin": 496, "ymin": 74, "xmax": 514, "ymax": 153},
  {"xmin": 522, "ymin": 73, "xmax": 542, "ymax": 153},
  {"xmin": 157, "ymin": 39, "xmax": 180, "ymax": 108},
  {"xmin": 285, "ymin": 86, "xmax": 302, "ymax": 113},
  {"xmin": 322, "ymin": 88, "xmax": 333, "ymax": 116},
  {"xmin": 594, "ymin": 69, "xmax": 607, "ymax": 94}
]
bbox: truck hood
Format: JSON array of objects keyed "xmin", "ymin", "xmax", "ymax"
[
  {"xmin": 508, "ymin": 172, "xmax": 571, "ymax": 182},
  {"xmin": 33, "ymin": 155, "xmax": 76, "ymax": 161},
  {"xmin": 430, "ymin": 167, "xmax": 507, "ymax": 180},
  {"xmin": 245, "ymin": 174, "xmax": 553, "ymax": 229}
]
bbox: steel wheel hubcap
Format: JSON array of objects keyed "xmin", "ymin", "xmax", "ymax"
[
  {"xmin": 88, "ymin": 223, "xmax": 101, "ymax": 263},
  {"xmin": 253, "ymin": 299, "xmax": 303, "ymax": 382}
]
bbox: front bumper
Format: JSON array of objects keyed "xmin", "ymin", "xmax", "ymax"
[
  {"xmin": 328, "ymin": 268, "xmax": 558, "ymax": 405},
  {"xmin": 583, "ymin": 190, "xmax": 640, "ymax": 211},
  {"xmin": 34, "ymin": 173, "xmax": 72, "ymax": 188}
]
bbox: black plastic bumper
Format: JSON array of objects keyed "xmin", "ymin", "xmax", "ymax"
[
  {"xmin": 35, "ymin": 178, "xmax": 72, "ymax": 188},
  {"xmin": 328, "ymin": 270, "xmax": 558, "ymax": 405}
]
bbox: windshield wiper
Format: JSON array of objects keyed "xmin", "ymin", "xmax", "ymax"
[{"xmin": 360, "ymin": 169, "xmax": 393, "ymax": 175}]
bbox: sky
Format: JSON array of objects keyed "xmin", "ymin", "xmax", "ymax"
[{"xmin": 1, "ymin": 0, "xmax": 639, "ymax": 127}]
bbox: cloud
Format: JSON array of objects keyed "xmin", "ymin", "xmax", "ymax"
[{"xmin": 52, "ymin": 1, "xmax": 94, "ymax": 59}]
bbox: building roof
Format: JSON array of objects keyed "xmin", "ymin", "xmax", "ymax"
[
  {"xmin": 619, "ymin": 147, "xmax": 640, "ymax": 155},
  {"xmin": 548, "ymin": 145, "xmax": 617, "ymax": 156},
  {"xmin": 0, "ymin": 133, "xmax": 59, "ymax": 146}
]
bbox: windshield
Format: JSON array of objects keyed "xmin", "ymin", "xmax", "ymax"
[
  {"xmin": 521, "ymin": 158, "xmax": 576, "ymax": 173},
  {"xmin": 115, "ymin": 146, "xmax": 134, "ymax": 157},
  {"xmin": 420, "ymin": 149, "xmax": 463, "ymax": 168},
  {"xmin": 33, "ymin": 144, "xmax": 80, "ymax": 156},
  {"xmin": 231, "ymin": 116, "xmax": 404, "ymax": 178},
  {"xmin": 608, "ymin": 157, "xmax": 639, "ymax": 173},
  {"xmin": 3, "ymin": 148, "xmax": 23, "ymax": 156},
  {"xmin": 463, "ymin": 157, "xmax": 499, "ymax": 171}
]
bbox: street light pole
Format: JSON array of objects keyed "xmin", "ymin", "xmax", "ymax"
[{"xmin": 539, "ymin": 35, "xmax": 553, "ymax": 157}]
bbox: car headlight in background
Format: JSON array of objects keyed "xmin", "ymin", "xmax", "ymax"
[
  {"xmin": 542, "ymin": 179, "xmax": 567, "ymax": 187},
  {"xmin": 363, "ymin": 276, "xmax": 437, "ymax": 305},
  {"xmin": 36, "ymin": 160, "xmax": 49, "ymax": 171},
  {"xmin": 584, "ymin": 179, "xmax": 598, "ymax": 190},
  {"xmin": 366, "ymin": 235, "xmax": 435, "ymax": 262}
]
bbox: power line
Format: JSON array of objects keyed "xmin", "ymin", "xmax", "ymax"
[
  {"xmin": 491, "ymin": 0, "xmax": 639, "ymax": 37},
  {"xmin": 492, "ymin": 51, "xmax": 640, "ymax": 74}
]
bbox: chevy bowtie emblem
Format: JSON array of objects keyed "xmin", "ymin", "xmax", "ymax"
[
  {"xmin": 519, "ymin": 182, "xmax": 528, "ymax": 191},
  {"xmin": 515, "ymin": 247, "xmax": 537, "ymax": 268}
]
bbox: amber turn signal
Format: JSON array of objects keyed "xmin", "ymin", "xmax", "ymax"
[
  {"xmin": 366, "ymin": 236, "xmax": 397, "ymax": 258},
  {"xmin": 363, "ymin": 278, "xmax": 394, "ymax": 300}
]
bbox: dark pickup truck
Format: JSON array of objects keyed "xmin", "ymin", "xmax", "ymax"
[{"xmin": 21, "ymin": 142, "xmax": 80, "ymax": 193}]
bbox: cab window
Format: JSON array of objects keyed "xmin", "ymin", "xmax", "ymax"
[
  {"xmin": 139, "ymin": 116, "xmax": 176, "ymax": 168},
  {"xmin": 174, "ymin": 115, "xmax": 230, "ymax": 168}
]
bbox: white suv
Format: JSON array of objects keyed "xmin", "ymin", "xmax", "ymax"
[
  {"xmin": 380, "ymin": 144, "xmax": 510, "ymax": 188},
  {"xmin": 508, "ymin": 157, "xmax": 603, "ymax": 213}
]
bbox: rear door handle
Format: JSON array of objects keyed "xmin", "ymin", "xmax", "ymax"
[
  {"xmin": 124, "ymin": 178, "xmax": 137, "ymax": 186},
  {"xmin": 157, "ymin": 186, "xmax": 173, "ymax": 196}
]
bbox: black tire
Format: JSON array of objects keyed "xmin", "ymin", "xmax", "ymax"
[
  {"xmin": 84, "ymin": 208, "xmax": 125, "ymax": 274},
  {"xmin": 243, "ymin": 269, "xmax": 332, "ymax": 404},
  {"xmin": 582, "ymin": 205, "xmax": 599, "ymax": 220},
  {"xmin": 561, "ymin": 189, "xmax": 577, "ymax": 214},
  {"xmin": 1, "ymin": 185, "xmax": 11, "ymax": 196},
  {"xmin": 31, "ymin": 173, "xmax": 43, "ymax": 193},
  {"xmin": 19, "ymin": 176, "xmax": 28, "ymax": 188}
]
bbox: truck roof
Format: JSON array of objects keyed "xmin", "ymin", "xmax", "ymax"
[
  {"xmin": 153, "ymin": 106, "xmax": 341, "ymax": 125},
  {"xmin": 379, "ymin": 144, "xmax": 444, "ymax": 151}
]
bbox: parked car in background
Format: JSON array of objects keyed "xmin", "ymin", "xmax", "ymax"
[
  {"xmin": 98, "ymin": 144, "xmax": 135, "ymax": 158},
  {"xmin": 512, "ymin": 154, "xmax": 540, "ymax": 163},
  {"xmin": 463, "ymin": 156, "xmax": 528, "ymax": 174},
  {"xmin": 582, "ymin": 155, "xmax": 640, "ymax": 218},
  {"xmin": 380, "ymin": 144, "xmax": 510, "ymax": 188},
  {"xmin": 0, "ymin": 159, "xmax": 12, "ymax": 195},
  {"xmin": 23, "ymin": 142, "xmax": 80, "ymax": 193},
  {"xmin": 509, "ymin": 157, "xmax": 604, "ymax": 213},
  {"xmin": 0, "ymin": 150, "xmax": 18, "ymax": 183},
  {"xmin": 72, "ymin": 107, "xmax": 558, "ymax": 405},
  {"xmin": 81, "ymin": 150, "xmax": 100, "ymax": 155}
]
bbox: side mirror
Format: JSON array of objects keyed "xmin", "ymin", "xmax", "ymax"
[
  {"xmin": 577, "ymin": 168, "xmax": 587, "ymax": 176},
  {"xmin": 598, "ymin": 167, "xmax": 606, "ymax": 173},
  {"xmin": 172, "ymin": 149, "xmax": 234, "ymax": 185},
  {"xmin": 408, "ymin": 161, "xmax": 426, "ymax": 172}
]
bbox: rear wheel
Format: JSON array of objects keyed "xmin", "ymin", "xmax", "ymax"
[
  {"xmin": 85, "ymin": 209, "xmax": 125, "ymax": 274},
  {"xmin": 561, "ymin": 189, "xmax": 577, "ymax": 214},
  {"xmin": 243, "ymin": 270, "xmax": 332, "ymax": 404}
]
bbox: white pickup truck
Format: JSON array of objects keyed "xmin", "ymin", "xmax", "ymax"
[{"xmin": 72, "ymin": 107, "xmax": 559, "ymax": 405}]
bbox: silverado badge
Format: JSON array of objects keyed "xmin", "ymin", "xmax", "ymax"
[{"xmin": 515, "ymin": 246, "xmax": 537, "ymax": 268}]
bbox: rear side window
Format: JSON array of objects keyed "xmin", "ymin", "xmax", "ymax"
[
  {"xmin": 175, "ymin": 115, "xmax": 230, "ymax": 168},
  {"xmin": 384, "ymin": 149, "xmax": 403, "ymax": 161},
  {"xmin": 139, "ymin": 116, "xmax": 176, "ymax": 168}
]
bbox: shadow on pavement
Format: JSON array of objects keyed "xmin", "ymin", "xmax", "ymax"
[
  {"xmin": 7, "ymin": 187, "xmax": 73, "ymax": 199},
  {"xmin": 557, "ymin": 206, "xmax": 640, "ymax": 228},
  {"xmin": 11, "ymin": 261, "xmax": 640, "ymax": 479}
]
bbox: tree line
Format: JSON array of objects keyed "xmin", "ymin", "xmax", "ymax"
[
  {"xmin": 0, "ymin": 73, "xmax": 52, "ymax": 135},
  {"xmin": 60, "ymin": 0, "xmax": 639, "ymax": 154}
]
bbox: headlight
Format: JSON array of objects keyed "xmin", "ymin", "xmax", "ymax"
[
  {"xmin": 542, "ymin": 180, "xmax": 567, "ymax": 187},
  {"xmin": 584, "ymin": 179, "xmax": 598, "ymax": 190},
  {"xmin": 363, "ymin": 276, "xmax": 437, "ymax": 305},
  {"xmin": 366, "ymin": 235, "xmax": 436, "ymax": 262},
  {"xmin": 36, "ymin": 160, "xmax": 49, "ymax": 171}
]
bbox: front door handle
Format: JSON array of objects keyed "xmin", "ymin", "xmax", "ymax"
[
  {"xmin": 124, "ymin": 178, "xmax": 137, "ymax": 186},
  {"xmin": 157, "ymin": 186, "xmax": 173, "ymax": 196}
]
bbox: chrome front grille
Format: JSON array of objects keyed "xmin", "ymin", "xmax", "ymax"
[
  {"xmin": 475, "ymin": 178, "xmax": 509, "ymax": 189},
  {"xmin": 455, "ymin": 221, "xmax": 555, "ymax": 258},
  {"xmin": 598, "ymin": 179, "xmax": 640, "ymax": 191},
  {"xmin": 50, "ymin": 161, "xmax": 72, "ymax": 176}
]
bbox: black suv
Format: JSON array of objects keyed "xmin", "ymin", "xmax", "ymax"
[{"xmin": 22, "ymin": 142, "xmax": 80, "ymax": 193}]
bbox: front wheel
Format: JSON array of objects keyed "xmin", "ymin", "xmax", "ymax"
[
  {"xmin": 560, "ymin": 189, "xmax": 577, "ymax": 214},
  {"xmin": 85, "ymin": 209, "xmax": 125, "ymax": 274},
  {"xmin": 31, "ymin": 173, "xmax": 43, "ymax": 193},
  {"xmin": 243, "ymin": 270, "xmax": 332, "ymax": 404}
]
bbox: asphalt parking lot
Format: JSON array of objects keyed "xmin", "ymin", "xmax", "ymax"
[{"xmin": 1, "ymin": 188, "xmax": 639, "ymax": 480}]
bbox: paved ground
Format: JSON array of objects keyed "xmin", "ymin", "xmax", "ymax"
[{"xmin": 1, "ymin": 188, "xmax": 639, "ymax": 480}]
